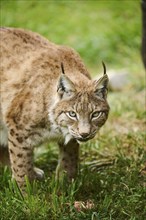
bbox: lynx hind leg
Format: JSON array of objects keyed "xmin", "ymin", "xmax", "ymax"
[
  {"xmin": 0, "ymin": 145, "xmax": 10, "ymax": 165},
  {"xmin": 0, "ymin": 123, "xmax": 8, "ymax": 146},
  {"xmin": 0, "ymin": 119, "xmax": 9, "ymax": 165},
  {"xmin": 56, "ymin": 139, "xmax": 79, "ymax": 181}
]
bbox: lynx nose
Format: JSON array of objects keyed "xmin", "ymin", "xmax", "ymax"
[{"xmin": 80, "ymin": 132, "xmax": 89, "ymax": 139}]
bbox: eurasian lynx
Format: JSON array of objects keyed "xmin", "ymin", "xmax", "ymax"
[{"xmin": 0, "ymin": 27, "xmax": 109, "ymax": 189}]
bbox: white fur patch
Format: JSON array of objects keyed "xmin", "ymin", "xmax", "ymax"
[
  {"xmin": 34, "ymin": 167, "xmax": 44, "ymax": 180},
  {"xmin": 61, "ymin": 127, "xmax": 72, "ymax": 145}
]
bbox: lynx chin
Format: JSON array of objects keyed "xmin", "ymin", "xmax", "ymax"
[{"xmin": 0, "ymin": 27, "xmax": 110, "ymax": 189}]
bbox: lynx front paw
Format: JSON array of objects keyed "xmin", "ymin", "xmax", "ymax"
[{"xmin": 34, "ymin": 167, "xmax": 44, "ymax": 180}]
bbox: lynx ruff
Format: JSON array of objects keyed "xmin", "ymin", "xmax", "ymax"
[{"xmin": 0, "ymin": 27, "xmax": 110, "ymax": 189}]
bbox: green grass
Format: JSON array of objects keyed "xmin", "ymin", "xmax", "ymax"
[{"xmin": 0, "ymin": 0, "xmax": 145, "ymax": 219}]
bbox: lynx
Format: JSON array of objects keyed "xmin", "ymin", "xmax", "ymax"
[{"xmin": 0, "ymin": 27, "xmax": 109, "ymax": 189}]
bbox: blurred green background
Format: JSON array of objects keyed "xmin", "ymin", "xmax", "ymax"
[{"xmin": 0, "ymin": 0, "xmax": 142, "ymax": 71}]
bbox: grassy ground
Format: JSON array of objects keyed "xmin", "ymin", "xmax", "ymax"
[{"xmin": 0, "ymin": 0, "xmax": 145, "ymax": 219}]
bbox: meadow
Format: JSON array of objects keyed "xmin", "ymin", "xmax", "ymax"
[{"xmin": 0, "ymin": 1, "xmax": 145, "ymax": 219}]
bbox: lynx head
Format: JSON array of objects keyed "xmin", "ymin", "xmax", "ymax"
[{"xmin": 50, "ymin": 62, "xmax": 109, "ymax": 144}]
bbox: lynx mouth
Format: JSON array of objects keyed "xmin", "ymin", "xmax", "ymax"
[
  {"xmin": 70, "ymin": 131, "xmax": 96, "ymax": 143},
  {"xmin": 75, "ymin": 136, "xmax": 93, "ymax": 142}
]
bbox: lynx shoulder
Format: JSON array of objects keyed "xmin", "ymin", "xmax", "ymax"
[{"xmin": 0, "ymin": 27, "xmax": 109, "ymax": 189}]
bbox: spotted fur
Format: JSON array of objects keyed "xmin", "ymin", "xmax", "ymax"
[{"xmin": 0, "ymin": 27, "xmax": 109, "ymax": 189}]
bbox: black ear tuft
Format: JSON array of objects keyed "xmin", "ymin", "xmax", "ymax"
[
  {"xmin": 61, "ymin": 62, "xmax": 65, "ymax": 74},
  {"xmin": 102, "ymin": 61, "xmax": 106, "ymax": 75}
]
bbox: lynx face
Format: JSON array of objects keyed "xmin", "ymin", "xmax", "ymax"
[{"xmin": 50, "ymin": 65, "xmax": 109, "ymax": 144}]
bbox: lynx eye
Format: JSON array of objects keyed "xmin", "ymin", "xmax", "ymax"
[
  {"xmin": 66, "ymin": 111, "xmax": 77, "ymax": 119},
  {"xmin": 91, "ymin": 111, "xmax": 102, "ymax": 119}
]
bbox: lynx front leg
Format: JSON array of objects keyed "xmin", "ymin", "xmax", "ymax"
[
  {"xmin": 56, "ymin": 139, "xmax": 79, "ymax": 181},
  {"xmin": 8, "ymin": 138, "xmax": 43, "ymax": 189}
]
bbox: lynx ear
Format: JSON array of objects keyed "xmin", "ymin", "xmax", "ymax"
[
  {"xmin": 57, "ymin": 63, "xmax": 76, "ymax": 98},
  {"xmin": 94, "ymin": 62, "xmax": 109, "ymax": 99}
]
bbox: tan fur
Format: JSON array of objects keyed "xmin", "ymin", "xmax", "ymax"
[{"xmin": 0, "ymin": 27, "xmax": 109, "ymax": 189}]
